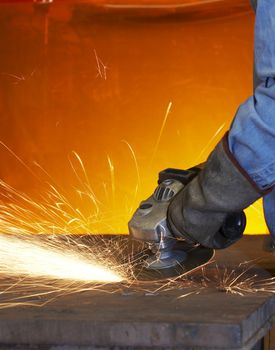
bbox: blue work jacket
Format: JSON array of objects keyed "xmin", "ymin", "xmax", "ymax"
[{"xmin": 228, "ymin": 0, "xmax": 275, "ymax": 235}]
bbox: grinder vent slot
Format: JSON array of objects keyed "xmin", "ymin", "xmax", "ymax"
[{"xmin": 154, "ymin": 186, "xmax": 174, "ymax": 201}]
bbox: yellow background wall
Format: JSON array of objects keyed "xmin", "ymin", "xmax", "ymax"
[{"xmin": 0, "ymin": 1, "xmax": 267, "ymax": 234}]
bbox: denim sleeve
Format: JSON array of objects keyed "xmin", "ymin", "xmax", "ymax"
[{"xmin": 228, "ymin": 0, "xmax": 275, "ymax": 190}]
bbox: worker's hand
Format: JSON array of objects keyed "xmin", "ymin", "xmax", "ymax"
[{"xmin": 167, "ymin": 133, "xmax": 266, "ymax": 249}]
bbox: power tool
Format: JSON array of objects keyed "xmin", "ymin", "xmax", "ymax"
[{"xmin": 128, "ymin": 166, "xmax": 246, "ymax": 280}]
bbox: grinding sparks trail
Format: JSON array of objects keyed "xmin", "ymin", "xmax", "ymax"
[
  {"xmin": 0, "ymin": 130, "xmax": 273, "ymax": 309},
  {"xmin": 0, "ymin": 234, "xmax": 122, "ymax": 283}
]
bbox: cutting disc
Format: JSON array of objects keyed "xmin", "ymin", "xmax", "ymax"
[{"xmin": 131, "ymin": 241, "xmax": 214, "ymax": 281}]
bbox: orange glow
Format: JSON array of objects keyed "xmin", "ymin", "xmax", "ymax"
[{"xmin": 0, "ymin": 1, "xmax": 267, "ymax": 234}]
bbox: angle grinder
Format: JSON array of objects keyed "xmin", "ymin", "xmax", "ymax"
[{"xmin": 128, "ymin": 166, "xmax": 246, "ymax": 280}]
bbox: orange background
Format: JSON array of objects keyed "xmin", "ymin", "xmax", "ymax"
[{"xmin": 0, "ymin": 0, "xmax": 267, "ymax": 234}]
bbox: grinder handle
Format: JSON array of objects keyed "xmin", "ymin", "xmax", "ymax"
[{"xmin": 158, "ymin": 165, "xmax": 204, "ymax": 186}]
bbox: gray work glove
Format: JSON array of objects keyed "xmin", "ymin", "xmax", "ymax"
[{"xmin": 167, "ymin": 133, "xmax": 269, "ymax": 249}]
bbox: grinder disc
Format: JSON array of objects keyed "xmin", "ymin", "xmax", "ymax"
[{"xmin": 131, "ymin": 241, "xmax": 214, "ymax": 281}]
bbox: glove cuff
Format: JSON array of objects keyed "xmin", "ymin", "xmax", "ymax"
[{"xmin": 222, "ymin": 132, "xmax": 271, "ymax": 196}]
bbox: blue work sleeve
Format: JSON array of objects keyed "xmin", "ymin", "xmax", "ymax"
[
  {"xmin": 228, "ymin": 0, "xmax": 275, "ymax": 190},
  {"xmin": 228, "ymin": 0, "xmax": 275, "ymax": 236}
]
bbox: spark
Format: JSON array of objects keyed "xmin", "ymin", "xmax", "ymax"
[
  {"xmin": 94, "ymin": 49, "xmax": 108, "ymax": 80},
  {"xmin": 121, "ymin": 140, "xmax": 141, "ymax": 213},
  {"xmin": 121, "ymin": 140, "xmax": 141, "ymax": 189},
  {"xmin": 107, "ymin": 155, "xmax": 116, "ymax": 208},
  {"xmin": 176, "ymin": 291, "xmax": 199, "ymax": 299},
  {"xmin": 68, "ymin": 151, "xmax": 101, "ymax": 215},
  {"xmin": 195, "ymin": 123, "xmax": 225, "ymax": 163},
  {"xmin": 199, "ymin": 261, "xmax": 275, "ymax": 296},
  {"xmin": 0, "ymin": 141, "xmax": 41, "ymax": 182},
  {"xmin": 1, "ymin": 70, "xmax": 36, "ymax": 85},
  {"xmin": 150, "ymin": 102, "xmax": 172, "ymax": 166}
]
